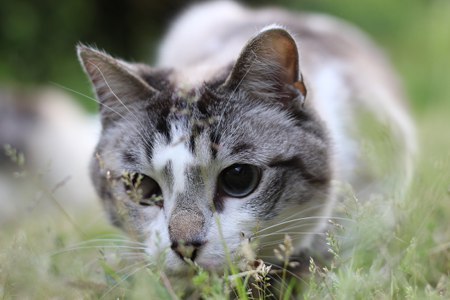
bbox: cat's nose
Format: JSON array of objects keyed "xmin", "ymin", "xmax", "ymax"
[{"xmin": 171, "ymin": 240, "xmax": 206, "ymax": 261}]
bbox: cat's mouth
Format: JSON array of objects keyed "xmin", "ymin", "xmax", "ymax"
[
  {"xmin": 171, "ymin": 248, "xmax": 226, "ymax": 271},
  {"xmin": 164, "ymin": 244, "xmax": 239, "ymax": 273},
  {"xmin": 162, "ymin": 255, "xmax": 228, "ymax": 274}
]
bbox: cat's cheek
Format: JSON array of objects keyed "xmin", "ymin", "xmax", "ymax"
[
  {"xmin": 197, "ymin": 202, "xmax": 256, "ymax": 269},
  {"xmin": 217, "ymin": 198, "xmax": 257, "ymax": 241},
  {"xmin": 143, "ymin": 210, "xmax": 171, "ymax": 262}
]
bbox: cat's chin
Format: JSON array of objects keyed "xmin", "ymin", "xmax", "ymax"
[
  {"xmin": 168, "ymin": 263, "xmax": 226, "ymax": 276},
  {"xmin": 161, "ymin": 260, "xmax": 225, "ymax": 276},
  {"xmin": 195, "ymin": 258, "xmax": 226, "ymax": 272},
  {"xmin": 161, "ymin": 251, "xmax": 229, "ymax": 274}
]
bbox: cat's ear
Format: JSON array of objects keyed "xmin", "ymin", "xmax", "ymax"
[
  {"xmin": 77, "ymin": 45, "xmax": 157, "ymax": 126},
  {"xmin": 224, "ymin": 26, "xmax": 306, "ymax": 105}
]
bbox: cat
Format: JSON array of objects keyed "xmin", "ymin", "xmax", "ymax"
[
  {"xmin": 78, "ymin": 1, "xmax": 416, "ymax": 273},
  {"xmin": 0, "ymin": 88, "xmax": 99, "ymax": 224}
]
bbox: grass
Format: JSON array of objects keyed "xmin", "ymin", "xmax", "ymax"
[{"xmin": 1, "ymin": 99, "xmax": 449, "ymax": 299}]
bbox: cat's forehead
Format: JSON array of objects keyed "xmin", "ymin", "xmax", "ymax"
[
  {"xmin": 147, "ymin": 91, "xmax": 295, "ymax": 160},
  {"xmin": 110, "ymin": 77, "xmax": 320, "ymax": 180}
]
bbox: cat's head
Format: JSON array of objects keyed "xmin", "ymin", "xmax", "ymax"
[{"xmin": 78, "ymin": 27, "xmax": 332, "ymax": 272}]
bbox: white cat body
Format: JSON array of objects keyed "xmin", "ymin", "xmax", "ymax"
[{"xmin": 0, "ymin": 89, "xmax": 100, "ymax": 224}]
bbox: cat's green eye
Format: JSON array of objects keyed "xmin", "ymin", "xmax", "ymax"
[
  {"xmin": 122, "ymin": 172, "xmax": 163, "ymax": 207},
  {"xmin": 219, "ymin": 164, "xmax": 261, "ymax": 198}
]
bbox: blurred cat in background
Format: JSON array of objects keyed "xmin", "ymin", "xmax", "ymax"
[{"xmin": 0, "ymin": 88, "xmax": 99, "ymax": 223}]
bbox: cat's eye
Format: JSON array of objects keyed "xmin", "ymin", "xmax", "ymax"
[
  {"xmin": 122, "ymin": 172, "xmax": 163, "ymax": 208},
  {"xmin": 219, "ymin": 164, "xmax": 261, "ymax": 198}
]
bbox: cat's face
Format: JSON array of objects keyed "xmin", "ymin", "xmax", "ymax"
[{"xmin": 79, "ymin": 27, "xmax": 331, "ymax": 272}]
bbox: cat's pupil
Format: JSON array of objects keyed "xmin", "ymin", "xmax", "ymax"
[{"xmin": 219, "ymin": 164, "xmax": 261, "ymax": 198}]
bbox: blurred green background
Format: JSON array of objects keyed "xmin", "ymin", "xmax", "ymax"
[{"xmin": 0, "ymin": 0, "xmax": 449, "ymax": 113}]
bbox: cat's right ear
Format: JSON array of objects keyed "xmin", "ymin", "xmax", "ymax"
[
  {"xmin": 223, "ymin": 26, "xmax": 307, "ymax": 107},
  {"xmin": 77, "ymin": 44, "xmax": 157, "ymax": 126}
]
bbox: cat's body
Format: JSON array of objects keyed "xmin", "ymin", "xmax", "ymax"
[
  {"xmin": 0, "ymin": 88, "xmax": 99, "ymax": 224},
  {"xmin": 78, "ymin": 1, "xmax": 416, "ymax": 273},
  {"xmin": 158, "ymin": 1, "xmax": 416, "ymax": 193}
]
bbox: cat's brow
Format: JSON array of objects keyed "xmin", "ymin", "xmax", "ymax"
[
  {"xmin": 268, "ymin": 155, "xmax": 330, "ymax": 185},
  {"xmin": 230, "ymin": 142, "xmax": 254, "ymax": 155}
]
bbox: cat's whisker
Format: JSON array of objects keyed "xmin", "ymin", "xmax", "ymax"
[
  {"xmin": 118, "ymin": 249, "xmax": 147, "ymax": 255},
  {"xmin": 271, "ymin": 276, "xmax": 286, "ymax": 294},
  {"xmin": 113, "ymin": 258, "xmax": 150, "ymax": 276},
  {"xmin": 53, "ymin": 238, "xmax": 147, "ymax": 251},
  {"xmin": 252, "ymin": 202, "xmax": 348, "ymax": 227},
  {"xmin": 254, "ymin": 222, "xmax": 328, "ymax": 239},
  {"xmin": 265, "ymin": 223, "xmax": 345, "ymax": 238},
  {"xmin": 51, "ymin": 81, "xmax": 135, "ymax": 129},
  {"xmin": 119, "ymin": 254, "xmax": 148, "ymax": 262},
  {"xmin": 58, "ymin": 240, "xmax": 147, "ymax": 249},
  {"xmin": 267, "ymin": 270, "xmax": 298, "ymax": 296},
  {"xmin": 100, "ymin": 261, "xmax": 155, "ymax": 299},
  {"xmin": 255, "ymin": 231, "xmax": 328, "ymax": 241},
  {"xmin": 89, "ymin": 63, "xmax": 154, "ymax": 141},
  {"xmin": 258, "ymin": 273, "xmax": 284, "ymax": 297},
  {"xmin": 256, "ymin": 233, "xmax": 328, "ymax": 249},
  {"xmin": 214, "ymin": 56, "xmax": 256, "ymax": 143},
  {"xmin": 257, "ymin": 260, "xmax": 307, "ymax": 285},
  {"xmin": 84, "ymin": 233, "xmax": 138, "ymax": 240},
  {"xmin": 256, "ymin": 231, "xmax": 326, "ymax": 245},
  {"xmin": 255, "ymin": 215, "xmax": 353, "ymax": 236},
  {"xmin": 256, "ymin": 230, "xmax": 350, "ymax": 250},
  {"xmin": 51, "ymin": 81, "xmax": 101, "ymax": 103},
  {"xmin": 268, "ymin": 220, "xmax": 332, "ymax": 235},
  {"xmin": 70, "ymin": 238, "xmax": 147, "ymax": 247},
  {"xmin": 254, "ymin": 221, "xmax": 320, "ymax": 237},
  {"xmin": 253, "ymin": 202, "xmax": 330, "ymax": 233},
  {"xmin": 50, "ymin": 245, "xmax": 147, "ymax": 257},
  {"xmin": 117, "ymin": 250, "xmax": 148, "ymax": 257},
  {"xmin": 51, "ymin": 81, "xmax": 154, "ymax": 152}
]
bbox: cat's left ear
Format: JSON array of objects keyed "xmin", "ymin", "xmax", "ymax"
[
  {"xmin": 77, "ymin": 45, "xmax": 157, "ymax": 127},
  {"xmin": 224, "ymin": 26, "xmax": 306, "ymax": 105}
]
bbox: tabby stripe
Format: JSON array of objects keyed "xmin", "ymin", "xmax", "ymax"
[{"xmin": 268, "ymin": 156, "xmax": 329, "ymax": 185}]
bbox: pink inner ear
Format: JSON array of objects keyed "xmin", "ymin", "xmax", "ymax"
[
  {"xmin": 259, "ymin": 30, "xmax": 307, "ymax": 100},
  {"xmin": 270, "ymin": 35, "xmax": 299, "ymax": 84},
  {"xmin": 294, "ymin": 80, "xmax": 307, "ymax": 98},
  {"xmin": 223, "ymin": 28, "xmax": 305, "ymax": 98}
]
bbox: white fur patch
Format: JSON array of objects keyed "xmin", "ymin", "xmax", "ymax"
[
  {"xmin": 196, "ymin": 198, "xmax": 254, "ymax": 269},
  {"xmin": 144, "ymin": 211, "xmax": 170, "ymax": 257},
  {"xmin": 152, "ymin": 124, "xmax": 193, "ymax": 194}
]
